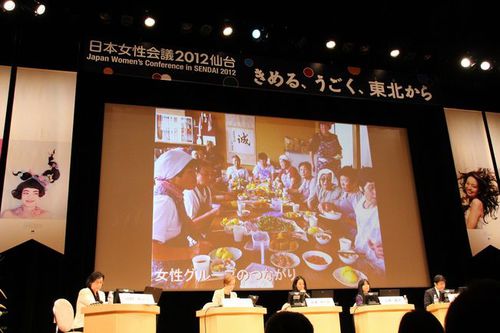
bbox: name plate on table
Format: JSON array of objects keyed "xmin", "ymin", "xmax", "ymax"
[
  {"xmin": 222, "ymin": 298, "xmax": 254, "ymax": 307},
  {"xmin": 119, "ymin": 293, "xmax": 156, "ymax": 305},
  {"xmin": 378, "ymin": 296, "xmax": 407, "ymax": 305},
  {"xmin": 305, "ymin": 298, "xmax": 335, "ymax": 307}
]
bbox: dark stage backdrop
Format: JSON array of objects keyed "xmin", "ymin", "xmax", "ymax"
[{"xmin": 1, "ymin": 72, "xmax": 499, "ymax": 333}]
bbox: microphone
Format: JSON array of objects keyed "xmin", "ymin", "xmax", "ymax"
[{"xmin": 301, "ymin": 290, "xmax": 310, "ymax": 298}]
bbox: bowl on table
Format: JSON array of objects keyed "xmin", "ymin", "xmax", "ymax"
[
  {"xmin": 302, "ymin": 250, "xmax": 332, "ymax": 271},
  {"xmin": 314, "ymin": 232, "xmax": 332, "ymax": 245},
  {"xmin": 338, "ymin": 251, "xmax": 359, "ymax": 265}
]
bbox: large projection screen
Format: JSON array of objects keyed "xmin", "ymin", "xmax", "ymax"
[{"xmin": 96, "ymin": 103, "xmax": 428, "ymax": 291}]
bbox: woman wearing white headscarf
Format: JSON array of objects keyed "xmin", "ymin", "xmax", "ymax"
[
  {"xmin": 306, "ymin": 168, "xmax": 341, "ymax": 212},
  {"xmin": 153, "ymin": 149, "xmax": 198, "ymax": 245}
]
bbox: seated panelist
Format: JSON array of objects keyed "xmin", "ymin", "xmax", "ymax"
[
  {"xmin": 281, "ymin": 275, "xmax": 309, "ymax": 311},
  {"xmin": 355, "ymin": 279, "xmax": 379, "ymax": 305},
  {"xmin": 424, "ymin": 274, "xmax": 446, "ymax": 308},
  {"xmin": 72, "ymin": 271, "xmax": 106, "ymax": 332},
  {"xmin": 212, "ymin": 273, "xmax": 238, "ymax": 306}
]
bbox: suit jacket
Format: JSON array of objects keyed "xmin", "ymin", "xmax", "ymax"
[
  {"xmin": 212, "ymin": 288, "xmax": 237, "ymax": 306},
  {"xmin": 424, "ymin": 287, "xmax": 443, "ymax": 308},
  {"xmin": 72, "ymin": 288, "xmax": 106, "ymax": 329}
]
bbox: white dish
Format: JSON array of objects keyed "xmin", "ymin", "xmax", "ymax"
[
  {"xmin": 320, "ymin": 211, "xmax": 342, "ymax": 220},
  {"xmin": 210, "ymin": 259, "xmax": 236, "ymax": 277},
  {"xmin": 208, "ymin": 247, "xmax": 242, "ymax": 261},
  {"xmin": 302, "ymin": 250, "xmax": 332, "ymax": 271},
  {"xmin": 333, "ymin": 266, "xmax": 367, "ymax": 288},
  {"xmin": 314, "ymin": 232, "xmax": 332, "ymax": 245},
  {"xmin": 338, "ymin": 251, "xmax": 359, "ymax": 265},
  {"xmin": 270, "ymin": 252, "xmax": 300, "ymax": 269}
]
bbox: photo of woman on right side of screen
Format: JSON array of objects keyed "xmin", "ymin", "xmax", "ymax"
[{"xmin": 458, "ymin": 168, "xmax": 499, "ymax": 229}]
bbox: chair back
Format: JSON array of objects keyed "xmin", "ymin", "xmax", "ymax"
[{"xmin": 53, "ymin": 298, "xmax": 74, "ymax": 332}]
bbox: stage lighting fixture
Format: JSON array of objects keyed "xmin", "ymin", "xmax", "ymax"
[
  {"xmin": 326, "ymin": 40, "xmax": 336, "ymax": 49},
  {"xmin": 390, "ymin": 49, "xmax": 400, "ymax": 58},
  {"xmin": 359, "ymin": 44, "xmax": 370, "ymax": 55},
  {"xmin": 252, "ymin": 28, "xmax": 261, "ymax": 39},
  {"xmin": 480, "ymin": 60, "xmax": 491, "ymax": 71},
  {"xmin": 222, "ymin": 25, "xmax": 233, "ymax": 37},
  {"xmin": 144, "ymin": 16, "xmax": 155, "ymax": 28},
  {"xmin": 200, "ymin": 24, "xmax": 213, "ymax": 36},
  {"xmin": 2, "ymin": 0, "xmax": 16, "ymax": 11},
  {"xmin": 460, "ymin": 57, "xmax": 472, "ymax": 68},
  {"xmin": 180, "ymin": 22, "xmax": 193, "ymax": 34},
  {"xmin": 34, "ymin": 2, "xmax": 45, "ymax": 15}
]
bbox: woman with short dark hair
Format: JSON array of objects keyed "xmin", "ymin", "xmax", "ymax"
[{"xmin": 72, "ymin": 271, "xmax": 105, "ymax": 331}]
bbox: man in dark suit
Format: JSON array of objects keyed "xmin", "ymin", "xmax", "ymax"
[{"xmin": 424, "ymin": 274, "xmax": 446, "ymax": 308}]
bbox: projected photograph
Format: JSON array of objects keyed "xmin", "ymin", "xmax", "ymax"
[
  {"xmin": 445, "ymin": 108, "xmax": 500, "ymax": 256},
  {"xmin": 151, "ymin": 109, "xmax": 386, "ymax": 290}
]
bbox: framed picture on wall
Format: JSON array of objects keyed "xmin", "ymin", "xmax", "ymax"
[{"xmin": 156, "ymin": 114, "xmax": 194, "ymax": 144}]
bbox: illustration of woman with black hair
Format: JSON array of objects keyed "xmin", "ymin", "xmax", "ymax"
[
  {"xmin": 1, "ymin": 150, "xmax": 60, "ymax": 219},
  {"xmin": 458, "ymin": 168, "xmax": 499, "ymax": 229}
]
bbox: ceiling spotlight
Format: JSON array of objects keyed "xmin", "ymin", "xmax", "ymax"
[
  {"xmin": 222, "ymin": 25, "xmax": 233, "ymax": 37},
  {"xmin": 390, "ymin": 49, "xmax": 400, "ymax": 58},
  {"xmin": 99, "ymin": 12, "xmax": 112, "ymax": 24},
  {"xmin": 480, "ymin": 61, "xmax": 491, "ymax": 71},
  {"xmin": 326, "ymin": 40, "xmax": 336, "ymax": 49},
  {"xmin": 460, "ymin": 57, "xmax": 472, "ymax": 68},
  {"xmin": 34, "ymin": 2, "xmax": 45, "ymax": 15},
  {"xmin": 180, "ymin": 22, "xmax": 193, "ymax": 34},
  {"xmin": 3, "ymin": 0, "xmax": 16, "ymax": 11},
  {"xmin": 144, "ymin": 16, "xmax": 155, "ymax": 28},
  {"xmin": 200, "ymin": 24, "xmax": 213, "ymax": 36},
  {"xmin": 252, "ymin": 29, "xmax": 261, "ymax": 40},
  {"xmin": 359, "ymin": 44, "xmax": 370, "ymax": 55}
]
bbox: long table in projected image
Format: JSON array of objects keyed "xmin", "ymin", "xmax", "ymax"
[
  {"xmin": 82, "ymin": 304, "xmax": 160, "ymax": 333},
  {"xmin": 152, "ymin": 191, "xmax": 384, "ymax": 290},
  {"xmin": 289, "ymin": 306, "xmax": 342, "ymax": 333},
  {"xmin": 426, "ymin": 302, "xmax": 450, "ymax": 327},
  {"xmin": 196, "ymin": 307, "xmax": 267, "ymax": 333},
  {"xmin": 350, "ymin": 304, "xmax": 414, "ymax": 333}
]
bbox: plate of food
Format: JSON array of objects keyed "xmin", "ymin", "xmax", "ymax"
[
  {"xmin": 333, "ymin": 266, "xmax": 367, "ymax": 287},
  {"xmin": 270, "ymin": 252, "xmax": 300, "ymax": 269},
  {"xmin": 306, "ymin": 226, "xmax": 324, "ymax": 235},
  {"xmin": 320, "ymin": 210, "xmax": 342, "ymax": 220},
  {"xmin": 220, "ymin": 217, "xmax": 241, "ymax": 233},
  {"xmin": 302, "ymin": 250, "xmax": 332, "ymax": 271},
  {"xmin": 210, "ymin": 259, "xmax": 236, "ymax": 277},
  {"xmin": 256, "ymin": 215, "xmax": 296, "ymax": 233},
  {"xmin": 209, "ymin": 247, "xmax": 242, "ymax": 261}
]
